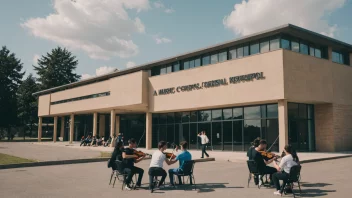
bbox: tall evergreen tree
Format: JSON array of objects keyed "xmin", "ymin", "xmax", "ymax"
[
  {"xmin": 34, "ymin": 47, "xmax": 80, "ymax": 90},
  {"xmin": 17, "ymin": 74, "xmax": 39, "ymax": 138},
  {"xmin": 0, "ymin": 46, "xmax": 25, "ymax": 133}
]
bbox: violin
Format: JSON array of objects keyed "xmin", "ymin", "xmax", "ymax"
[
  {"xmin": 133, "ymin": 150, "xmax": 152, "ymax": 159},
  {"xmin": 259, "ymin": 151, "xmax": 280, "ymax": 161},
  {"xmin": 163, "ymin": 152, "xmax": 176, "ymax": 160}
]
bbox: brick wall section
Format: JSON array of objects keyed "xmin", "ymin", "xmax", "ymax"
[
  {"xmin": 333, "ymin": 104, "xmax": 352, "ymax": 151},
  {"xmin": 315, "ymin": 104, "xmax": 334, "ymax": 151}
]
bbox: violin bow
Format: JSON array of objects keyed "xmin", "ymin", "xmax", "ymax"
[
  {"xmin": 267, "ymin": 135, "xmax": 279, "ymax": 152},
  {"xmin": 168, "ymin": 142, "xmax": 177, "ymax": 161}
]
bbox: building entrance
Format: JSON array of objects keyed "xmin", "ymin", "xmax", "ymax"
[{"xmin": 119, "ymin": 114, "xmax": 146, "ymax": 147}]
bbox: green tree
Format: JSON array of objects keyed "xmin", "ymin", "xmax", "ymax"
[
  {"xmin": 17, "ymin": 74, "xmax": 39, "ymax": 139},
  {"xmin": 0, "ymin": 46, "xmax": 25, "ymax": 139},
  {"xmin": 34, "ymin": 47, "xmax": 80, "ymax": 90}
]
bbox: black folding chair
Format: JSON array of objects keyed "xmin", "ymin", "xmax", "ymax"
[
  {"xmin": 281, "ymin": 165, "xmax": 302, "ymax": 197},
  {"xmin": 174, "ymin": 160, "xmax": 196, "ymax": 190},
  {"xmin": 247, "ymin": 160, "xmax": 266, "ymax": 189},
  {"xmin": 112, "ymin": 160, "xmax": 136, "ymax": 190}
]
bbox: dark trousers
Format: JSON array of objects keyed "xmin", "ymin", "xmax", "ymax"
[
  {"xmin": 272, "ymin": 171, "xmax": 289, "ymax": 191},
  {"xmin": 201, "ymin": 144, "xmax": 209, "ymax": 158},
  {"xmin": 148, "ymin": 167, "xmax": 167, "ymax": 189},
  {"xmin": 124, "ymin": 166, "xmax": 144, "ymax": 186},
  {"xmin": 261, "ymin": 166, "xmax": 278, "ymax": 183}
]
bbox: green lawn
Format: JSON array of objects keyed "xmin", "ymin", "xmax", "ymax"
[
  {"xmin": 0, "ymin": 153, "xmax": 37, "ymax": 165},
  {"xmin": 100, "ymin": 152, "xmax": 112, "ymax": 158}
]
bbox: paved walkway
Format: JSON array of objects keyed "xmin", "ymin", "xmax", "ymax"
[
  {"xmin": 9, "ymin": 141, "xmax": 350, "ymax": 163},
  {"xmin": 0, "ymin": 142, "xmax": 101, "ymax": 161},
  {"xmin": 0, "ymin": 156, "xmax": 350, "ymax": 197}
]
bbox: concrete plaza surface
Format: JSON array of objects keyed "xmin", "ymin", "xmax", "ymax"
[
  {"xmin": 0, "ymin": 156, "xmax": 349, "ymax": 198},
  {"xmin": 1, "ymin": 142, "xmax": 351, "ymax": 163}
]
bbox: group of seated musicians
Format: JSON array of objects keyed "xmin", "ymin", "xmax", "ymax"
[
  {"xmin": 109, "ymin": 138, "xmax": 192, "ymax": 192},
  {"xmin": 247, "ymin": 138, "xmax": 300, "ymax": 196}
]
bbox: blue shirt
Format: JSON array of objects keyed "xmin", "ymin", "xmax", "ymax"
[{"xmin": 176, "ymin": 151, "xmax": 192, "ymax": 170}]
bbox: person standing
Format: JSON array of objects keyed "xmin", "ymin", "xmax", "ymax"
[
  {"xmin": 198, "ymin": 131, "xmax": 209, "ymax": 158},
  {"xmin": 122, "ymin": 138, "xmax": 145, "ymax": 190}
]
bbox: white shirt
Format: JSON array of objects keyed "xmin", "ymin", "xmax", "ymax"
[
  {"xmin": 279, "ymin": 154, "xmax": 298, "ymax": 174},
  {"xmin": 149, "ymin": 150, "xmax": 166, "ymax": 168},
  {"xmin": 199, "ymin": 135, "xmax": 209, "ymax": 144}
]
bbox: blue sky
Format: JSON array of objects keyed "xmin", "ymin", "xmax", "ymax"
[{"xmin": 1, "ymin": 0, "xmax": 352, "ymax": 79}]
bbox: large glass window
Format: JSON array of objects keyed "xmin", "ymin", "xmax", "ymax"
[
  {"xmin": 244, "ymin": 45, "xmax": 249, "ymax": 56},
  {"xmin": 250, "ymin": 43, "xmax": 260, "ymax": 55},
  {"xmin": 291, "ymin": 41, "xmax": 299, "ymax": 52},
  {"xmin": 194, "ymin": 58, "xmax": 201, "ymax": 67},
  {"xmin": 173, "ymin": 63, "xmax": 180, "ymax": 72},
  {"xmin": 244, "ymin": 106, "xmax": 261, "ymax": 119},
  {"xmin": 315, "ymin": 48, "xmax": 322, "ymax": 58},
  {"xmin": 309, "ymin": 47, "xmax": 315, "ymax": 56},
  {"xmin": 229, "ymin": 48, "xmax": 237, "ymax": 59},
  {"xmin": 212, "ymin": 109, "xmax": 222, "ymax": 121},
  {"xmin": 288, "ymin": 103, "xmax": 315, "ymax": 151},
  {"xmin": 202, "ymin": 55, "xmax": 210, "ymax": 66},
  {"xmin": 189, "ymin": 60, "xmax": 195, "ymax": 69},
  {"xmin": 300, "ymin": 43, "xmax": 309, "ymax": 55},
  {"xmin": 270, "ymin": 38, "xmax": 280, "ymax": 51},
  {"xmin": 281, "ymin": 38, "xmax": 290, "ymax": 49},
  {"xmin": 166, "ymin": 65, "xmax": 172, "ymax": 73},
  {"xmin": 260, "ymin": 40, "xmax": 269, "ymax": 53},
  {"xmin": 332, "ymin": 51, "xmax": 346, "ymax": 64},
  {"xmin": 211, "ymin": 54, "xmax": 218, "ymax": 64},
  {"xmin": 237, "ymin": 47, "xmax": 244, "ymax": 58},
  {"xmin": 152, "ymin": 104, "xmax": 279, "ymax": 151},
  {"xmin": 183, "ymin": 61, "xmax": 190, "ymax": 70},
  {"xmin": 219, "ymin": 51, "xmax": 227, "ymax": 62},
  {"xmin": 160, "ymin": 67, "xmax": 167, "ymax": 75}
]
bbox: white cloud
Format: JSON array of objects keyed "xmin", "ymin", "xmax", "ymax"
[
  {"xmin": 96, "ymin": 66, "xmax": 117, "ymax": 76},
  {"xmin": 81, "ymin": 74, "xmax": 93, "ymax": 80},
  {"xmin": 126, "ymin": 61, "xmax": 136, "ymax": 68},
  {"xmin": 223, "ymin": 0, "xmax": 346, "ymax": 38},
  {"xmin": 81, "ymin": 66, "xmax": 117, "ymax": 80},
  {"xmin": 22, "ymin": 0, "xmax": 150, "ymax": 60},
  {"xmin": 32, "ymin": 54, "xmax": 40, "ymax": 65},
  {"xmin": 164, "ymin": 8, "xmax": 175, "ymax": 14},
  {"xmin": 153, "ymin": 1, "xmax": 175, "ymax": 13},
  {"xmin": 154, "ymin": 34, "xmax": 172, "ymax": 44},
  {"xmin": 154, "ymin": 1, "xmax": 164, "ymax": 8}
]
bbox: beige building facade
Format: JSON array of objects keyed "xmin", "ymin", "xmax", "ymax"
[{"xmin": 35, "ymin": 24, "xmax": 352, "ymax": 152}]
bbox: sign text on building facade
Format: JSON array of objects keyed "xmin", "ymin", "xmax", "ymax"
[{"xmin": 153, "ymin": 72, "xmax": 265, "ymax": 96}]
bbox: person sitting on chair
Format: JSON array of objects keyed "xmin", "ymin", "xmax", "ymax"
[
  {"xmin": 248, "ymin": 139, "xmax": 278, "ymax": 186},
  {"xmin": 168, "ymin": 141, "xmax": 192, "ymax": 186},
  {"xmin": 148, "ymin": 141, "xmax": 178, "ymax": 192},
  {"xmin": 122, "ymin": 138, "xmax": 145, "ymax": 190},
  {"xmin": 109, "ymin": 141, "xmax": 124, "ymax": 170},
  {"xmin": 247, "ymin": 137, "xmax": 261, "ymax": 159},
  {"xmin": 272, "ymin": 144, "xmax": 299, "ymax": 196}
]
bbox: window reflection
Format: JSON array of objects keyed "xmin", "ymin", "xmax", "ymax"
[
  {"xmin": 270, "ymin": 38, "xmax": 280, "ymax": 50},
  {"xmin": 244, "ymin": 45, "xmax": 249, "ymax": 56},
  {"xmin": 237, "ymin": 47, "xmax": 244, "ymax": 58},
  {"xmin": 183, "ymin": 61, "xmax": 190, "ymax": 70},
  {"xmin": 211, "ymin": 54, "xmax": 218, "ymax": 64},
  {"xmin": 300, "ymin": 43, "xmax": 308, "ymax": 55},
  {"xmin": 291, "ymin": 41, "xmax": 299, "ymax": 52},
  {"xmin": 202, "ymin": 55, "xmax": 210, "ymax": 66},
  {"xmin": 250, "ymin": 43, "xmax": 260, "ymax": 55},
  {"xmin": 212, "ymin": 109, "xmax": 222, "ymax": 121},
  {"xmin": 260, "ymin": 41, "xmax": 269, "ymax": 53},
  {"xmin": 194, "ymin": 58, "xmax": 201, "ymax": 67},
  {"xmin": 244, "ymin": 106, "xmax": 261, "ymax": 119},
  {"xmin": 229, "ymin": 48, "xmax": 237, "ymax": 59},
  {"xmin": 219, "ymin": 51, "xmax": 227, "ymax": 62},
  {"xmin": 281, "ymin": 39, "xmax": 290, "ymax": 49}
]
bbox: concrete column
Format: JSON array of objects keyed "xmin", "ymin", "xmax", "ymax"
[
  {"xmin": 110, "ymin": 110, "xmax": 116, "ymax": 147},
  {"xmin": 115, "ymin": 115, "xmax": 120, "ymax": 136},
  {"xmin": 53, "ymin": 117, "xmax": 58, "ymax": 143},
  {"xmin": 60, "ymin": 117, "xmax": 65, "ymax": 140},
  {"xmin": 38, "ymin": 117, "xmax": 43, "ymax": 142},
  {"xmin": 69, "ymin": 114, "xmax": 74, "ymax": 144},
  {"xmin": 146, "ymin": 112, "xmax": 152, "ymax": 149},
  {"xmin": 99, "ymin": 115, "xmax": 105, "ymax": 137},
  {"xmin": 278, "ymin": 100, "xmax": 289, "ymax": 152},
  {"xmin": 93, "ymin": 113, "xmax": 98, "ymax": 137}
]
